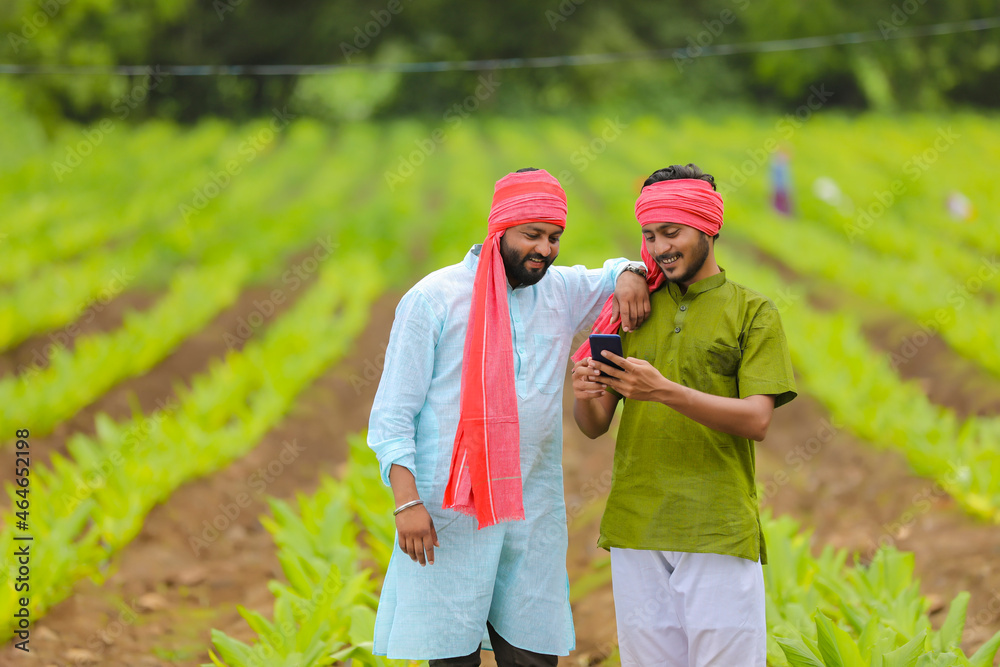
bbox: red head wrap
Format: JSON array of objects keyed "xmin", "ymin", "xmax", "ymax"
[
  {"xmin": 634, "ymin": 178, "xmax": 723, "ymax": 235},
  {"xmin": 571, "ymin": 178, "xmax": 724, "ymax": 362},
  {"xmin": 444, "ymin": 169, "xmax": 566, "ymax": 528}
]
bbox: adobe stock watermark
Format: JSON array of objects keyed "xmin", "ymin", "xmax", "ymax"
[
  {"xmin": 967, "ymin": 589, "xmax": 1000, "ymax": 633},
  {"xmin": 534, "ymin": 466, "xmax": 615, "ymax": 551},
  {"xmin": 222, "ymin": 236, "xmax": 339, "ymax": 350},
  {"xmin": 567, "ymin": 468, "xmax": 614, "ymax": 526},
  {"xmin": 887, "ymin": 256, "xmax": 998, "ymax": 370},
  {"xmin": 383, "ymin": 75, "xmax": 501, "ymax": 191},
  {"xmin": 340, "ymin": 0, "xmax": 414, "ymax": 62},
  {"xmin": 71, "ymin": 598, "xmax": 142, "ymax": 666},
  {"xmin": 348, "ymin": 339, "xmax": 389, "ymax": 395},
  {"xmin": 178, "ymin": 107, "xmax": 296, "ymax": 222},
  {"xmin": 844, "ymin": 126, "xmax": 960, "ymax": 242},
  {"xmin": 16, "ymin": 268, "xmax": 136, "ymax": 381},
  {"xmin": 188, "ymin": 439, "xmax": 306, "ymax": 556},
  {"xmin": 770, "ymin": 285, "xmax": 805, "ymax": 315},
  {"xmin": 863, "ymin": 463, "xmax": 962, "ymax": 556},
  {"xmin": 716, "ymin": 84, "xmax": 834, "ymax": 198},
  {"xmin": 545, "ymin": 0, "xmax": 585, "ymax": 31},
  {"xmin": 876, "ymin": 0, "xmax": 928, "ymax": 39},
  {"xmin": 57, "ymin": 396, "xmax": 181, "ymax": 514},
  {"xmin": 673, "ymin": 0, "xmax": 751, "ymax": 72},
  {"xmin": 551, "ymin": 117, "xmax": 628, "ymax": 188},
  {"xmin": 759, "ymin": 417, "xmax": 842, "ymax": 505},
  {"xmin": 222, "ymin": 574, "xmax": 345, "ymax": 667},
  {"xmin": 6, "ymin": 0, "xmax": 72, "ymax": 54},
  {"xmin": 51, "ymin": 66, "xmax": 168, "ymax": 181},
  {"xmin": 213, "ymin": 0, "xmax": 244, "ymax": 21}
]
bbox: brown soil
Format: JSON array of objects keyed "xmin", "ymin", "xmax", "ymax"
[{"xmin": 5, "ymin": 288, "xmax": 1000, "ymax": 667}]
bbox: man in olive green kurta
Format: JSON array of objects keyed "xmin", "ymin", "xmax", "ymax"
[{"xmin": 572, "ymin": 165, "xmax": 796, "ymax": 667}]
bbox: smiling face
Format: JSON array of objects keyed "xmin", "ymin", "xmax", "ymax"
[
  {"xmin": 499, "ymin": 222, "xmax": 563, "ymax": 287},
  {"xmin": 642, "ymin": 222, "xmax": 718, "ymax": 289}
]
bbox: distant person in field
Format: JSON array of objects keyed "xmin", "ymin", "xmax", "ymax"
[
  {"xmin": 770, "ymin": 148, "xmax": 793, "ymax": 216},
  {"xmin": 367, "ymin": 167, "xmax": 651, "ymax": 665},
  {"xmin": 570, "ymin": 164, "xmax": 797, "ymax": 667}
]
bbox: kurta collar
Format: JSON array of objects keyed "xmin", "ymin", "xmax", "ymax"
[
  {"xmin": 463, "ymin": 244, "xmax": 482, "ymax": 271},
  {"xmin": 666, "ymin": 268, "xmax": 727, "ymax": 301}
]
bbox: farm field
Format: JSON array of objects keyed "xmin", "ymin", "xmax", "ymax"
[{"xmin": 2, "ymin": 109, "xmax": 1000, "ymax": 666}]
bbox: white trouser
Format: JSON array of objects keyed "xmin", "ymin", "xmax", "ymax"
[{"xmin": 610, "ymin": 548, "xmax": 766, "ymax": 667}]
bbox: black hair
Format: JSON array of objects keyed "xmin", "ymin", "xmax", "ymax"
[
  {"xmin": 642, "ymin": 164, "xmax": 716, "ymax": 191},
  {"xmin": 516, "ymin": 167, "xmax": 540, "ymax": 173},
  {"xmin": 641, "ymin": 164, "xmax": 719, "ymax": 239}
]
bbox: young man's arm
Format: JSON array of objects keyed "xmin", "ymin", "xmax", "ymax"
[
  {"xmin": 562, "ymin": 259, "xmax": 651, "ymax": 333},
  {"xmin": 588, "ymin": 351, "xmax": 777, "ymax": 441},
  {"xmin": 368, "ymin": 289, "xmax": 441, "ymax": 566},
  {"xmin": 571, "ymin": 357, "xmax": 622, "ymax": 439}
]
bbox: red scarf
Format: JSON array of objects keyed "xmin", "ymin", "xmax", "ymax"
[
  {"xmin": 572, "ymin": 179, "xmax": 723, "ymax": 361},
  {"xmin": 444, "ymin": 170, "xmax": 568, "ymax": 528}
]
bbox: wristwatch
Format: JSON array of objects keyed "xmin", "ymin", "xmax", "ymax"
[{"xmin": 623, "ymin": 261, "xmax": 647, "ymax": 277}]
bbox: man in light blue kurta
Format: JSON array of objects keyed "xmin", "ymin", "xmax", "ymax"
[{"xmin": 369, "ymin": 237, "xmax": 645, "ymax": 662}]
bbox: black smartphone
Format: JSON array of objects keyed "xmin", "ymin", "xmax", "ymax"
[{"xmin": 588, "ymin": 334, "xmax": 624, "ymax": 373}]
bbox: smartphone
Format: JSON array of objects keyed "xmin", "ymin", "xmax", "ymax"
[{"xmin": 588, "ymin": 334, "xmax": 624, "ymax": 373}]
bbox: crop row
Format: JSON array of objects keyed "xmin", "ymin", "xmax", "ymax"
[
  {"xmin": 0, "ymin": 123, "xmax": 390, "ymax": 440},
  {"xmin": 0, "ymin": 119, "xmax": 328, "ymax": 352},
  {"xmin": 205, "ymin": 435, "xmax": 409, "ymax": 667},
  {"xmin": 0, "ymin": 253, "xmax": 384, "ymax": 639},
  {"xmin": 0, "ymin": 122, "xmax": 232, "ymax": 286}
]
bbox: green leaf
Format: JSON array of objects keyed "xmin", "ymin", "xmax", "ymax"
[
  {"xmin": 237, "ymin": 606, "xmax": 279, "ymax": 647},
  {"xmin": 775, "ymin": 636, "xmax": 826, "ymax": 667},
  {"xmin": 916, "ymin": 652, "xmax": 968, "ymax": 667},
  {"xmin": 969, "ymin": 628, "xmax": 1000, "ymax": 667},
  {"xmin": 205, "ymin": 648, "xmax": 232, "ymax": 667},
  {"xmin": 882, "ymin": 630, "xmax": 927, "ymax": 667},
  {"xmin": 209, "ymin": 629, "xmax": 256, "ymax": 666},
  {"xmin": 816, "ymin": 613, "xmax": 865, "ymax": 667},
  {"xmin": 934, "ymin": 592, "xmax": 969, "ymax": 652}
]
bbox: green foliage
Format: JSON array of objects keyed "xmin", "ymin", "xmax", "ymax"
[
  {"xmin": 0, "ymin": 250, "xmax": 383, "ymax": 640},
  {"xmin": 203, "ymin": 434, "xmax": 412, "ymax": 667},
  {"xmin": 4, "ymin": 2, "xmax": 999, "ymax": 123},
  {"xmin": 765, "ymin": 516, "xmax": 1000, "ymax": 667}
]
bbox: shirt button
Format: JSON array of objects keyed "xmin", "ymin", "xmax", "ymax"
[
  {"xmin": 674, "ymin": 327, "xmax": 681, "ymax": 333},
  {"xmin": 679, "ymin": 305, "xmax": 687, "ymax": 311}
]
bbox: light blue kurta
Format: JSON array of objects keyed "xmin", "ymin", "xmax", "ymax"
[{"xmin": 368, "ymin": 245, "xmax": 628, "ymax": 660}]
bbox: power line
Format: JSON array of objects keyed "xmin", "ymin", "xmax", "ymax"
[{"xmin": 1, "ymin": 15, "xmax": 998, "ymax": 76}]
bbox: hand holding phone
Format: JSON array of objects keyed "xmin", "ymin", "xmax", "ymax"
[{"xmin": 588, "ymin": 334, "xmax": 624, "ymax": 374}]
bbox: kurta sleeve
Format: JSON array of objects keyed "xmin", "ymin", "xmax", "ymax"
[
  {"xmin": 367, "ymin": 288, "xmax": 441, "ymax": 485},
  {"xmin": 737, "ymin": 302, "xmax": 797, "ymax": 408},
  {"xmin": 560, "ymin": 257, "xmax": 630, "ymax": 333}
]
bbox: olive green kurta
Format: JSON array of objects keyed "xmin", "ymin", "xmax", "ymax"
[{"xmin": 598, "ymin": 269, "xmax": 797, "ymax": 563}]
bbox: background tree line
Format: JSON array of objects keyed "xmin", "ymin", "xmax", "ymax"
[{"xmin": 2, "ymin": 0, "xmax": 999, "ymax": 128}]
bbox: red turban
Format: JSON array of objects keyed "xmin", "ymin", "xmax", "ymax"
[
  {"xmin": 444, "ymin": 169, "xmax": 567, "ymax": 528},
  {"xmin": 572, "ymin": 178, "xmax": 723, "ymax": 362}
]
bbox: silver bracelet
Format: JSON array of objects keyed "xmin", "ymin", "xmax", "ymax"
[{"xmin": 393, "ymin": 499, "xmax": 424, "ymax": 516}]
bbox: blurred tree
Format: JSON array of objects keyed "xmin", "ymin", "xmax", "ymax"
[{"xmin": 1, "ymin": 0, "xmax": 997, "ymax": 124}]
